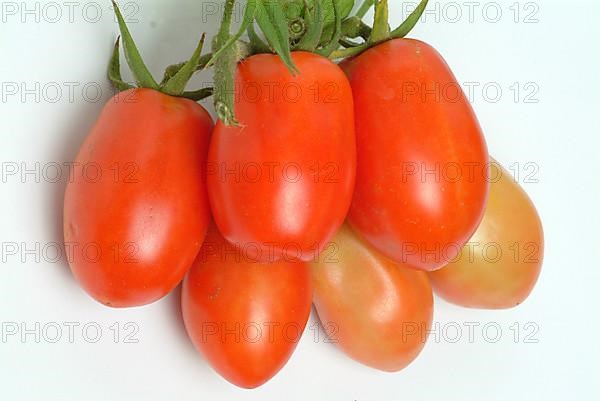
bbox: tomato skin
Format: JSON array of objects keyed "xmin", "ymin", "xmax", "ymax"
[
  {"xmin": 311, "ymin": 224, "xmax": 433, "ymax": 372},
  {"xmin": 63, "ymin": 88, "xmax": 212, "ymax": 307},
  {"xmin": 428, "ymin": 160, "xmax": 544, "ymax": 309},
  {"xmin": 181, "ymin": 225, "xmax": 312, "ymax": 389},
  {"xmin": 207, "ymin": 51, "xmax": 356, "ymax": 262},
  {"xmin": 341, "ymin": 39, "xmax": 489, "ymax": 271}
]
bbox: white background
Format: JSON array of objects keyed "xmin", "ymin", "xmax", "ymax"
[{"xmin": 1, "ymin": 0, "xmax": 599, "ymax": 400}]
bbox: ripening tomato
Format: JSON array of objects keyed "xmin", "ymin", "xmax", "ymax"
[
  {"xmin": 428, "ymin": 159, "xmax": 544, "ymax": 309},
  {"xmin": 207, "ymin": 51, "xmax": 356, "ymax": 262},
  {"xmin": 311, "ymin": 224, "xmax": 433, "ymax": 372},
  {"xmin": 341, "ymin": 39, "xmax": 489, "ymax": 271},
  {"xmin": 63, "ymin": 88, "xmax": 212, "ymax": 307},
  {"xmin": 181, "ymin": 225, "xmax": 312, "ymax": 389}
]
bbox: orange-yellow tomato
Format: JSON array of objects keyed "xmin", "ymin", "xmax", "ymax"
[
  {"xmin": 429, "ymin": 159, "xmax": 544, "ymax": 309},
  {"xmin": 311, "ymin": 224, "xmax": 433, "ymax": 372}
]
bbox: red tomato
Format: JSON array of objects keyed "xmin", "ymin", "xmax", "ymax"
[
  {"xmin": 341, "ymin": 39, "xmax": 489, "ymax": 271},
  {"xmin": 429, "ymin": 160, "xmax": 544, "ymax": 309},
  {"xmin": 311, "ymin": 224, "xmax": 433, "ymax": 372},
  {"xmin": 63, "ymin": 88, "xmax": 212, "ymax": 307},
  {"xmin": 182, "ymin": 225, "xmax": 312, "ymax": 389},
  {"xmin": 207, "ymin": 51, "xmax": 356, "ymax": 262}
]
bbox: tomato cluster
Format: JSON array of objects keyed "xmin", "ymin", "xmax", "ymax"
[{"xmin": 63, "ymin": 0, "xmax": 544, "ymax": 389}]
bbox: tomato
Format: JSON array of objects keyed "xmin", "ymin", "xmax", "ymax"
[
  {"xmin": 63, "ymin": 88, "xmax": 212, "ymax": 307},
  {"xmin": 181, "ymin": 225, "xmax": 312, "ymax": 389},
  {"xmin": 341, "ymin": 39, "xmax": 489, "ymax": 271},
  {"xmin": 428, "ymin": 160, "xmax": 544, "ymax": 309},
  {"xmin": 207, "ymin": 51, "xmax": 356, "ymax": 262},
  {"xmin": 311, "ymin": 224, "xmax": 433, "ymax": 372}
]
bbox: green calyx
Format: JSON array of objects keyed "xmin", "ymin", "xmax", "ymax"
[
  {"xmin": 106, "ymin": 0, "xmax": 431, "ymax": 127},
  {"xmin": 209, "ymin": 0, "xmax": 428, "ymax": 126},
  {"xmin": 210, "ymin": 0, "xmax": 352, "ymax": 127},
  {"xmin": 108, "ymin": 0, "xmax": 212, "ymax": 101},
  {"xmin": 330, "ymin": 0, "xmax": 430, "ymax": 59},
  {"xmin": 233, "ymin": 1, "xmax": 355, "ymax": 61},
  {"xmin": 289, "ymin": 0, "xmax": 355, "ymax": 55},
  {"xmin": 235, "ymin": 0, "xmax": 428, "ymax": 62},
  {"xmin": 316, "ymin": 0, "xmax": 344, "ymax": 56},
  {"xmin": 150, "ymin": 0, "xmax": 428, "ymax": 126},
  {"xmin": 210, "ymin": 0, "xmax": 304, "ymax": 126},
  {"xmin": 295, "ymin": 0, "xmax": 324, "ymax": 51}
]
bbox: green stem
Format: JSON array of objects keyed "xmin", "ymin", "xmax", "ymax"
[
  {"xmin": 181, "ymin": 87, "xmax": 214, "ymax": 101},
  {"xmin": 296, "ymin": 0, "xmax": 324, "ymax": 52},
  {"xmin": 288, "ymin": 17, "xmax": 307, "ymax": 41},
  {"xmin": 369, "ymin": 0, "xmax": 390, "ymax": 45},
  {"xmin": 390, "ymin": 0, "xmax": 429, "ymax": 39},
  {"xmin": 355, "ymin": 0, "xmax": 374, "ymax": 19},
  {"xmin": 330, "ymin": 43, "xmax": 369, "ymax": 60},
  {"xmin": 213, "ymin": 0, "xmax": 239, "ymax": 126},
  {"xmin": 342, "ymin": 16, "xmax": 372, "ymax": 40},
  {"xmin": 160, "ymin": 53, "xmax": 213, "ymax": 87},
  {"xmin": 206, "ymin": 0, "xmax": 257, "ymax": 68}
]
